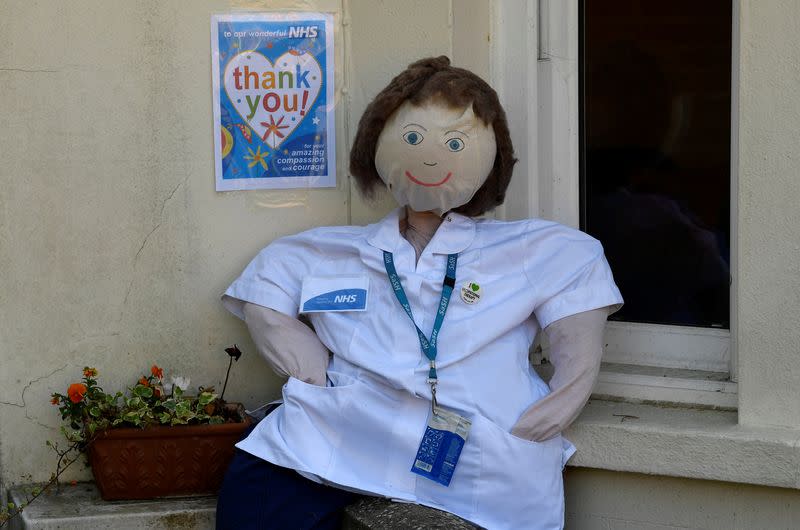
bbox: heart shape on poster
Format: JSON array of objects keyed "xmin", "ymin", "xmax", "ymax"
[{"xmin": 223, "ymin": 50, "xmax": 322, "ymax": 149}]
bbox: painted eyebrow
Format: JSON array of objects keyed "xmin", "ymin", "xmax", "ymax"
[
  {"xmin": 444, "ymin": 129, "xmax": 469, "ymax": 138},
  {"xmin": 402, "ymin": 123, "xmax": 428, "ymax": 131}
]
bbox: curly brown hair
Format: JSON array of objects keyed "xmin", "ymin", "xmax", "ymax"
[{"xmin": 349, "ymin": 56, "xmax": 517, "ymax": 217}]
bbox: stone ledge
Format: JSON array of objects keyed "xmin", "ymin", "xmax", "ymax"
[
  {"xmin": 343, "ymin": 497, "xmax": 479, "ymax": 529},
  {"xmin": 7, "ymin": 483, "xmax": 215, "ymax": 530},
  {"xmin": 566, "ymin": 399, "xmax": 800, "ymax": 489},
  {"xmin": 7, "ymin": 483, "xmax": 482, "ymax": 530}
]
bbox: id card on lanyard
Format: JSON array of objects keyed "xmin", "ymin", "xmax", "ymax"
[{"xmin": 383, "ymin": 251, "xmax": 472, "ymax": 487}]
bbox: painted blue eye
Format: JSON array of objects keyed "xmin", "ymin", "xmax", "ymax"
[
  {"xmin": 403, "ymin": 131, "xmax": 424, "ymax": 145},
  {"xmin": 446, "ymin": 138, "xmax": 465, "ymax": 152}
]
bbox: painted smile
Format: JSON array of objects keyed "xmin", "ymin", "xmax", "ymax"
[{"xmin": 405, "ymin": 170, "xmax": 453, "ymax": 187}]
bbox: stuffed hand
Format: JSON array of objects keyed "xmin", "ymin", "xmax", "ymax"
[
  {"xmin": 510, "ymin": 307, "xmax": 610, "ymax": 442},
  {"xmin": 242, "ymin": 302, "xmax": 329, "ymax": 386}
]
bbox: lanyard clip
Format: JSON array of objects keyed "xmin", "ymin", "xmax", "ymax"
[
  {"xmin": 429, "ymin": 380, "xmax": 439, "ymax": 416},
  {"xmin": 427, "ymin": 360, "xmax": 439, "ymax": 415}
]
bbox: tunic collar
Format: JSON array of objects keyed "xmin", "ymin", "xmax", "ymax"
[{"xmin": 366, "ymin": 207, "xmax": 476, "ymax": 255}]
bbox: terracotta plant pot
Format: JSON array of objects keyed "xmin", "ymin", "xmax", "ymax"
[{"xmin": 87, "ymin": 407, "xmax": 251, "ymax": 500}]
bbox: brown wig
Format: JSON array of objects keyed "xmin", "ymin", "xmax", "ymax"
[{"xmin": 349, "ymin": 56, "xmax": 517, "ymax": 217}]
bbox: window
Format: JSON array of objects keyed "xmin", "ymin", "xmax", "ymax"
[
  {"xmin": 492, "ymin": 0, "xmax": 737, "ymax": 408},
  {"xmin": 581, "ymin": 0, "xmax": 731, "ymax": 330}
]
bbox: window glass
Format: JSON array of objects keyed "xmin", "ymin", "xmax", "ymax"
[{"xmin": 581, "ymin": 0, "xmax": 732, "ymax": 328}]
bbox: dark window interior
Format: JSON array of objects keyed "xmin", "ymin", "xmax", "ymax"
[{"xmin": 580, "ymin": 0, "xmax": 732, "ymax": 328}]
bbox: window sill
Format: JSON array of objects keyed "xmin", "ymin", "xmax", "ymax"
[
  {"xmin": 594, "ymin": 362, "xmax": 738, "ymax": 409},
  {"xmin": 564, "ymin": 399, "xmax": 800, "ymax": 489}
]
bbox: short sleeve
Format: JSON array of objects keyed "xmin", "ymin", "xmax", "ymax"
[
  {"xmin": 222, "ymin": 234, "xmax": 321, "ymax": 320},
  {"xmin": 525, "ymin": 227, "xmax": 624, "ymax": 329}
]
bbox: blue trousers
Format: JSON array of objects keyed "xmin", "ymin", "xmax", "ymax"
[{"xmin": 216, "ymin": 417, "xmax": 361, "ymax": 529}]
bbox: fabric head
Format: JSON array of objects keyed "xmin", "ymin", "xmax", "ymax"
[
  {"xmin": 374, "ymin": 100, "xmax": 497, "ymax": 215},
  {"xmin": 350, "ymin": 56, "xmax": 516, "ymax": 217}
]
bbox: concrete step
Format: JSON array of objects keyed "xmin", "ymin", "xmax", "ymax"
[
  {"xmin": 7, "ymin": 483, "xmax": 215, "ymax": 529},
  {"xmin": 8, "ymin": 483, "xmax": 479, "ymax": 529}
]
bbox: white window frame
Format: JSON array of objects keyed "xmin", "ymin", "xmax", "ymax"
[{"xmin": 489, "ymin": 0, "xmax": 738, "ymax": 408}]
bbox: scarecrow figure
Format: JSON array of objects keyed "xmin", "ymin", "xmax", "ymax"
[{"xmin": 218, "ymin": 56, "xmax": 622, "ymax": 530}]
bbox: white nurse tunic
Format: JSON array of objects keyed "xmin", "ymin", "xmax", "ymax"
[{"xmin": 222, "ymin": 207, "xmax": 623, "ymax": 530}]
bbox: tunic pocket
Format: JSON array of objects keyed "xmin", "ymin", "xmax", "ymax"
[
  {"xmin": 471, "ymin": 414, "xmax": 565, "ymax": 530},
  {"xmin": 277, "ymin": 372, "xmax": 359, "ymax": 475},
  {"xmin": 279, "ymin": 373, "xmax": 421, "ymax": 496}
]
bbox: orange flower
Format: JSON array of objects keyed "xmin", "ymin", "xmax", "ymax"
[
  {"xmin": 50, "ymin": 395, "xmax": 59, "ymax": 405},
  {"xmin": 138, "ymin": 377, "xmax": 149, "ymax": 387},
  {"xmin": 150, "ymin": 365, "xmax": 163, "ymax": 379},
  {"xmin": 83, "ymin": 367, "xmax": 98, "ymax": 378},
  {"xmin": 154, "ymin": 387, "xmax": 162, "ymax": 398},
  {"xmin": 67, "ymin": 383, "xmax": 87, "ymax": 403}
]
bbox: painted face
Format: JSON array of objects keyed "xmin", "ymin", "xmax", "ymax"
[{"xmin": 374, "ymin": 100, "xmax": 497, "ymax": 215}]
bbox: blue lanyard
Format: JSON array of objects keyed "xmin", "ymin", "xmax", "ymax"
[{"xmin": 383, "ymin": 251, "xmax": 458, "ymax": 391}]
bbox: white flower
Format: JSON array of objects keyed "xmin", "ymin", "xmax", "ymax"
[{"xmin": 166, "ymin": 375, "xmax": 191, "ymax": 395}]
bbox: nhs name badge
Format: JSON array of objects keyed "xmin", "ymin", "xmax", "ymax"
[
  {"xmin": 411, "ymin": 408, "xmax": 472, "ymax": 487},
  {"xmin": 300, "ymin": 275, "xmax": 369, "ymax": 313}
]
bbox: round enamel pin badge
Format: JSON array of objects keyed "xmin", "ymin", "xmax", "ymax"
[{"xmin": 460, "ymin": 281, "xmax": 482, "ymax": 304}]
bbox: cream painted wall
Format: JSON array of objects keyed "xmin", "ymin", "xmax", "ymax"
[
  {"xmin": 0, "ymin": 0, "xmax": 487, "ymax": 488},
  {"xmin": 735, "ymin": 0, "xmax": 800, "ymax": 429},
  {"xmin": 565, "ymin": 468, "xmax": 800, "ymax": 530}
]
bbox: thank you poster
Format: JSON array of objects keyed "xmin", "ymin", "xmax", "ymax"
[{"xmin": 212, "ymin": 12, "xmax": 335, "ymax": 190}]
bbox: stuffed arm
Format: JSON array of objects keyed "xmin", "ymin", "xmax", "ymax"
[
  {"xmin": 510, "ymin": 307, "xmax": 610, "ymax": 442},
  {"xmin": 242, "ymin": 302, "xmax": 329, "ymax": 387}
]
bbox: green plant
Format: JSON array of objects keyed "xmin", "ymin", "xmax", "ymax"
[
  {"xmin": 49, "ymin": 365, "xmax": 229, "ymax": 446},
  {"xmin": 0, "ymin": 346, "xmax": 244, "ymax": 527}
]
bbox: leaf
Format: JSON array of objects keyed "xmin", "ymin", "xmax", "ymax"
[
  {"xmin": 134, "ymin": 385, "xmax": 153, "ymax": 398},
  {"xmin": 89, "ymin": 407, "xmax": 101, "ymax": 418},
  {"xmin": 197, "ymin": 392, "xmax": 215, "ymax": 406}
]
